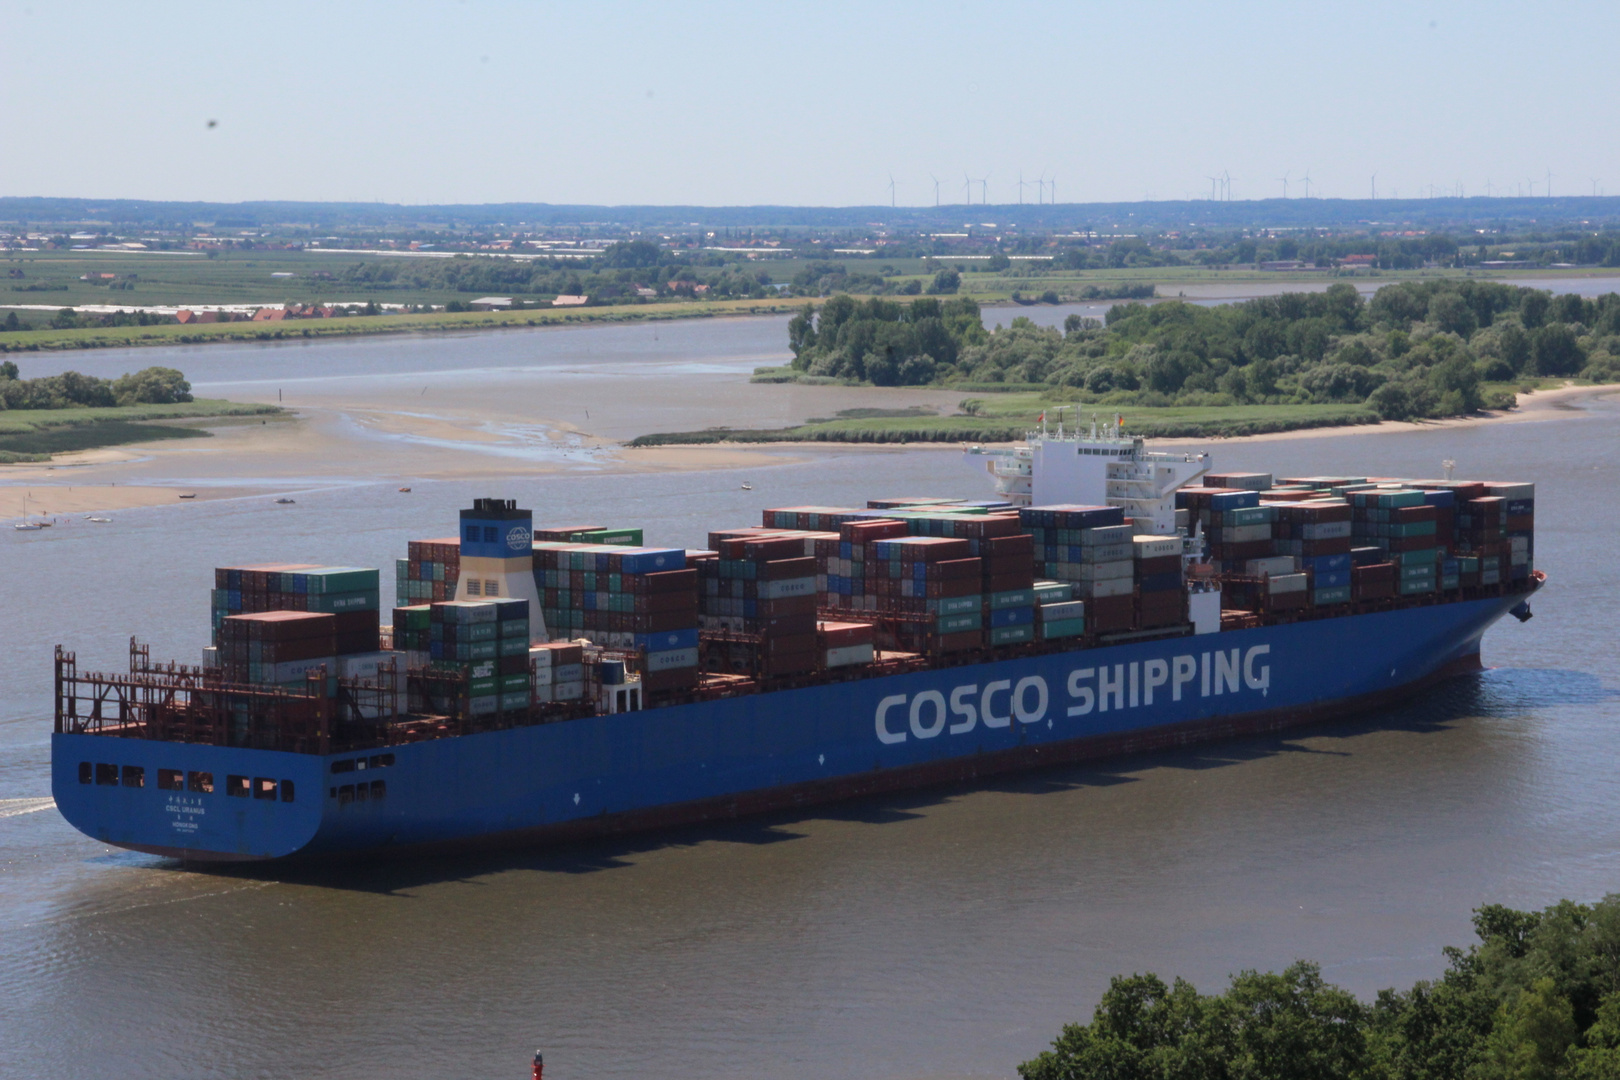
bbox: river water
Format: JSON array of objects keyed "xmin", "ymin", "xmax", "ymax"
[{"xmin": 2, "ymin": 311, "xmax": 1619, "ymax": 1080}]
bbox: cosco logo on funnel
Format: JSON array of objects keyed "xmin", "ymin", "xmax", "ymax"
[
  {"xmin": 873, "ymin": 645, "xmax": 1271, "ymax": 745},
  {"xmin": 506, "ymin": 526, "xmax": 532, "ymax": 551}
]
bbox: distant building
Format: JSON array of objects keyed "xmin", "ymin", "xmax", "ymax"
[
  {"xmin": 634, "ymin": 287, "xmax": 657, "ymax": 298},
  {"xmin": 469, "ymin": 296, "xmax": 513, "ymax": 310},
  {"xmin": 175, "ymin": 310, "xmax": 196, "ymax": 324},
  {"xmin": 252, "ymin": 307, "xmax": 286, "ymax": 321},
  {"xmin": 551, "ymin": 295, "xmax": 588, "ymax": 307},
  {"xmin": 1339, "ymin": 254, "xmax": 1377, "ymax": 266}
]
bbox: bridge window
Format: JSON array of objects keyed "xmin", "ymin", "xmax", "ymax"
[
  {"xmin": 226, "ymin": 775, "xmax": 249, "ymax": 798},
  {"xmin": 367, "ymin": 753, "xmax": 395, "ymax": 769},
  {"xmin": 158, "ymin": 769, "xmax": 184, "ymax": 791},
  {"xmin": 354, "ymin": 782, "xmax": 368, "ymax": 802},
  {"xmin": 95, "ymin": 763, "xmax": 118, "ymax": 786},
  {"xmin": 187, "ymin": 771, "xmax": 214, "ymax": 794},
  {"xmin": 330, "ymin": 759, "xmax": 355, "ymax": 774},
  {"xmin": 281, "ymin": 780, "xmax": 296, "ymax": 803},
  {"xmin": 370, "ymin": 780, "xmax": 386, "ymax": 800},
  {"xmin": 78, "ymin": 762, "xmax": 92, "ymax": 785},
  {"xmin": 122, "ymin": 765, "xmax": 145, "ymax": 788},
  {"xmin": 467, "ymin": 579, "xmax": 482, "ymax": 596},
  {"xmin": 253, "ymin": 778, "xmax": 277, "ymax": 800},
  {"xmin": 338, "ymin": 785, "xmax": 354, "ymax": 804}
]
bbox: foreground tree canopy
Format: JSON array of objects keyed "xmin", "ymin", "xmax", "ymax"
[
  {"xmin": 786, "ymin": 281, "xmax": 1620, "ymax": 419},
  {"xmin": 0, "ymin": 362, "xmax": 192, "ymax": 409},
  {"xmin": 1020, "ymin": 895, "xmax": 1620, "ymax": 1080}
]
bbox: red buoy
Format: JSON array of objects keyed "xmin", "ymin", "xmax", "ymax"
[{"xmin": 532, "ymin": 1050, "xmax": 544, "ymax": 1080}]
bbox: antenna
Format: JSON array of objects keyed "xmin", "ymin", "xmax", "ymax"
[
  {"xmin": 1277, "ymin": 171, "xmax": 1290, "ymax": 198},
  {"xmin": 887, "ymin": 173, "xmax": 896, "ymax": 208},
  {"xmin": 1370, "ymin": 173, "xmax": 1377, "ymax": 199}
]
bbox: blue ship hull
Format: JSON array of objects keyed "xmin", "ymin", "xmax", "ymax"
[{"xmin": 53, "ymin": 593, "xmax": 1525, "ymax": 862}]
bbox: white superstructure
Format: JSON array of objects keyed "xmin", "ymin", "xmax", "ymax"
[{"xmin": 964, "ymin": 414, "xmax": 1211, "ymax": 535}]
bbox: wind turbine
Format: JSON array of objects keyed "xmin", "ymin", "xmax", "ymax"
[
  {"xmin": 930, "ymin": 174, "xmax": 941, "ymax": 207},
  {"xmin": 963, "ymin": 174, "xmax": 973, "ymax": 205},
  {"xmin": 1546, "ymin": 169, "xmax": 1553, "ymax": 198},
  {"xmin": 1222, "ymin": 170, "xmax": 1230, "ymax": 201},
  {"xmin": 1594, "ymin": 179, "xmax": 1604, "ymax": 197},
  {"xmin": 1017, "ymin": 171, "xmax": 1027, "ymax": 205},
  {"xmin": 1206, "ymin": 175, "xmax": 1221, "ymax": 201},
  {"xmin": 974, "ymin": 172, "xmax": 991, "ymax": 205},
  {"xmin": 887, "ymin": 173, "xmax": 896, "ymax": 208},
  {"xmin": 1277, "ymin": 171, "xmax": 1290, "ymax": 198},
  {"xmin": 1370, "ymin": 174, "xmax": 1377, "ymax": 199},
  {"xmin": 1301, "ymin": 171, "xmax": 1312, "ymax": 199},
  {"xmin": 1484, "ymin": 178, "xmax": 1493, "ymax": 197}
]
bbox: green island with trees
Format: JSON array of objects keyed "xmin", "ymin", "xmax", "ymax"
[
  {"xmin": 0, "ymin": 361, "xmax": 280, "ymax": 462},
  {"xmin": 1019, "ymin": 895, "xmax": 1620, "ymax": 1080}
]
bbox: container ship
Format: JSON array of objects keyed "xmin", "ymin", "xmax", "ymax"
[{"xmin": 51, "ymin": 420, "xmax": 1541, "ymax": 862}]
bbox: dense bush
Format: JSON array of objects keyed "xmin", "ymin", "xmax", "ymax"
[
  {"xmin": 0, "ymin": 364, "xmax": 191, "ymax": 409},
  {"xmin": 1020, "ymin": 895, "xmax": 1620, "ymax": 1080},
  {"xmin": 785, "ymin": 281, "xmax": 1620, "ymax": 420}
]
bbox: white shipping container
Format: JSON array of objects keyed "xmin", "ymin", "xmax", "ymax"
[
  {"xmin": 1041, "ymin": 600, "xmax": 1086, "ymax": 621},
  {"xmin": 645, "ymin": 646, "xmax": 699, "ymax": 672},
  {"xmin": 1080, "ymin": 524, "xmax": 1134, "ymax": 545},
  {"xmin": 338, "ymin": 651, "xmax": 403, "ymax": 679},
  {"xmin": 1487, "ymin": 482, "xmax": 1535, "ymax": 500},
  {"xmin": 1078, "ymin": 576, "xmax": 1135, "ymax": 599},
  {"xmin": 762, "ymin": 576, "xmax": 817, "ymax": 600},
  {"xmin": 1080, "ymin": 543, "xmax": 1133, "ymax": 563},
  {"xmin": 270, "ymin": 656, "xmax": 335, "ymax": 683},
  {"xmin": 553, "ymin": 663, "xmax": 585, "ymax": 683},
  {"xmin": 1267, "ymin": 572, "xmax": 1309, "ymax": 594},
  {"xmin": 1079, "ymin": 559, "xmax": 1135, "ymax": 582},
  {"xmin": 552, "ymin": 680, "xmax": 585, "ymax": 700},
  {"xmin": 1245, "ymin": 556, "xmax": 1299, "ymax": 577},
  {"xmin": 201, "ymin": 646, "xmax": 220, "ymax": 668},
  {"xmin": 1300, "ymin": 521, "xmax": 1352, "ymax": 540},
  {"xmin": 1133, "ymin": 536, "xmax": 1181, "ymax": 559},
  {"xmin": 1221, "ymin": 524, "xmax": 1272, "ymax": 543},
  {"xmin": 825, "ymin": 643, "xmax": 875, "ymax": 668}
]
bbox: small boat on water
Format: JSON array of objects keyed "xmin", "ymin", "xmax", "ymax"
[
  {"xmin": 86, "ymin": 517, "xmax": 112, "ymax": 523},
  {"xmin": 399, "ymin": 487, "xmax": 412, "ymax": 493},
  {"xmin": 275, "ymin": 498, "xmax": 296, "ymax": 505},
  {"xmin": 178, "ymin": 493, "xmax": 196, "ymax": 500},
  {"xmin": 14, "ymin": 496, "xmax": 45, "ymax": 530},
  {"xmin": 740, "ymin": 482, "xmax": 753, "ymax": 491}
]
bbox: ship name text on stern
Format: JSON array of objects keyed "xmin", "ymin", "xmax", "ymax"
[{"xmin": 873, "ymin": 645, "xmax": 1272, "ymax": 745}]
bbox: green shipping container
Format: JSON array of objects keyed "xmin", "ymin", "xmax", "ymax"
[
  {"xmin": 937, "ymin": 612, "xmax": 983, "ymax": 634},
  {"xmin": 499, "ymin": 691, "xmax": 531, "ymax": 711},
  {"xmin": 1040, "ymin": 617, "xmax": 1086, "ymax": 640},
  {"xmin": 469, "ymin": 676, "xmax": 500, "ymax": 696},
  {"xmin": 990, "ymin": 589, "xmax": 1035, "ymax": 610},
  {"xmin": 933, "ymin": 595, "xmax": 981, "ymax": 616},
  {"xmin": 499, "ymin": 618, "xmax": 529, "ymax": 639},
  {"xmin": 990, "ymin": 624, "xmax": 1035, "ymax": 646},
  {"xmin": 1399, "ymin": 577, "xmax": 1436, "ymax": 595},
  {"xmin": 306, "ymin": 590, "xmax": 380, "ymax": 613},
  {"xmin": 500, "ymin": 673, "xmax": 531, "ymax": 692},
  {"xmin": 1312, "ymin": 586, "xmax": 1352, "ymax": 606}
]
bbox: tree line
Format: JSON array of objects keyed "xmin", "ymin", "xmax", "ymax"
[
  {"xmin": 0, "ymin": 360, "xmax": 192, "ymax": 409},
  {"xmin": 1020, "ymin": 895, "xmax": 1620, "ymax": 1080},
  {"xmin": 785, "ymin": 282, "xmax": 1620, "ymax": 419}
]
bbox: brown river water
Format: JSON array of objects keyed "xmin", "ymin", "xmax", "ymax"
[{"xmin": 2, "ymin": 306, "xmax": 1619, "ymax": 1080}]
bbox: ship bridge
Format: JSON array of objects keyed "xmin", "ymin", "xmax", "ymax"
[{"xmin": 964, "ymin": 413, "xmax": 1210, "ymax": 534}]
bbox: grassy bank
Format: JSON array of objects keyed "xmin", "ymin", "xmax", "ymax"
[
  {"xmin": 628, "ymin": 398, "xmax": 1381, "ymax": 447},
  {"xmin": 0, "ymin": 399, "xmax": 283, "ymax": 461},
  {"xmin": 0, "ymin": 298, "xmax": 807, "ymax": 353}
]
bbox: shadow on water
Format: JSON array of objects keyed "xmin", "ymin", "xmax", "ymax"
[{"xmin": 189, "ymin": 666, "xmax": 1614, "ymax": 895}]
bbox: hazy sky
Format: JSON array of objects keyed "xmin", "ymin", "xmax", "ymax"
[{"xmin": 2, "ymin": 0, "xmax": 1615, "ymax": 207}]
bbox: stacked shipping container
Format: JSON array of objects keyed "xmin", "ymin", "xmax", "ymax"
[{"xmin": 395, "ymin": 540, "xmax": 460, "ymax": 603}]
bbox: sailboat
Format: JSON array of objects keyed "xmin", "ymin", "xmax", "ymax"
[{"xmin": 14, "ymin": 495, "xmax": 43, "ymax": 531}]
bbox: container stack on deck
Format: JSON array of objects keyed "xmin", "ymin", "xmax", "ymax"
[
  {"xmin": 1019, "ymin": 505, "xmax": 1136, "ymax": 634},
  {"xmin": 1134, "ymin": 535, "xmax": 1186, "ymax": 628},
  {"xmin": 211, "ymin": 565, "xmax": 381, "ymax": 656},
  {"xmin": 216, "ymin": 611, "xmax": 337, "ymax": 690},
  {"xmin": 531, "ymin": 542, "xmax": 700, "ymax": 691},
  {"xmin": 396, "ymin": 540, "xmax": 460, "ymax": 603},
  {"xmin": 420, "ymin": 598, "xmax": 531, "ymax": 717},
  {"xmin": 699, "ymin": 530, "xmax": 820, "ymax": 677}
]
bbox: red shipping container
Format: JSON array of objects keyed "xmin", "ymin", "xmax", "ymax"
[
  {"xmin": 1136, "ymin": 554, "xmax": 1180, "ymax": 576},
  {"xmin": 936, "ymin": 630, "xmax": 983, "ymax": 653},
  {"xmin": 987, "ymin": 571, "xmax": 1035, "ymax": 593},
  {"xmin": 762, "ymin": 556, "xmax": 817, "ymax": 580},
  {"xmin": 643, "ymin": 666, "xmax": 700, "ymax": 692},
  {"xmin": 987, "ymin": 533, "xmax": 1034, "ymax": 557},
  {"xmin": 1088, "ymin": 594, "xmax": 1135, "ymax": 632},
  {"xmin": 935, "ymin": 557, "xmax": 984, "ymax": 581}
]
